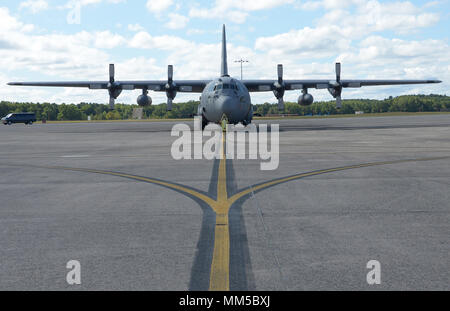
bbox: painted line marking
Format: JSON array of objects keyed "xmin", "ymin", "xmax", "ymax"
[
  {"xmin": 209, "ymin": 134, "xmax": 230, "ymax": 291},
  {"xmin": 61, "ymin": 155, "xmax": 91, "ymax": 158},
  {"xmin": 36, "ymin": 153, "xmax": 450, "ymax": 291}
]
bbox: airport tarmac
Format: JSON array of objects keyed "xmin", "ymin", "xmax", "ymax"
[{"xmin": 0, "ymin": 114, "xmax": 449, "ymax": 290}]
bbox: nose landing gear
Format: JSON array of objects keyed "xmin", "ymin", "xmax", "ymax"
[{"xmin": 220, "ymin": 114, "xmax": 228, "ymax": 132}]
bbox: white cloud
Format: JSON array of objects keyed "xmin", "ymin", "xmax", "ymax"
[
  {"xmin": 92, "ymin": 31, "xmax": 127, "ymax": 49},
  {"xmin": 19, "ymin": 0, "xmax": 49, "ymax": 14},
  {"xmin": 196, "ymin": 0, "xmax": 295, "ymax": 12},
  {"xmin": 189, "ymin": 0, "xmax": 295, "ymax": 24},
  {"xmin": 301, "ymin": 0, "xmax": 440, "ymax": 35},
  {"xmin": 128, "ymin": 23, "xmax": 145, "ymax": 32},
  {"xmin": 0, "ymin": 8, "xmax": 124, "ymax": 79},
  {"xmin": 189, "ymin": 7, "xmax": 248, "ymax": 24},
  {"xmin": 0, "ymin": 7, "xmax": 34, "ymax": 33},
  {"xmin": 0, "ymin": 1, "xmax": 447, "ymax": 105},
  {"xmin": 255, "ymin": 26, "xmax": 352, "ymax": 58},
  {"xmin": 186, "ymin": 28, "xmax": 206, "ymax": 35},
  {"xmin": 341, "ymin": 1, "xmax": 439, "ymax": 35},
  {"xmin": 250, "ymin": 0, "xmax": 447, "ymax": 101},
  {"xmin": 165, "ymin": 13, "xmax": 189, "ymax": 29},
  {"xmin": 301, "ymin": 0, "xmax": 364, "ymax": 10},
  {"xmin": 255, "ymin": 0, "xmax": 441, "ymax": 60},
  {"xmin": 59, "ymin": 0, "xmax": 126, "ymax": 10},
  {"xmin": 146, "ymin": 0, "xmax": 173, "ymax": 13},
  {"xmin": 128, "ymin": 31, "xmax": 194, "ymax": 51}
]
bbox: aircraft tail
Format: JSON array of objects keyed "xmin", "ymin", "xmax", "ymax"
[{"xmin": 221, "ymin": 24, "xmax": 229, "ymax": 77}]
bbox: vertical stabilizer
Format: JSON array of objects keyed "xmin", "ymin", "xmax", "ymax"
[{"xmin": 221, "ymin": 25, "xmax": 229, "ymax": 77}]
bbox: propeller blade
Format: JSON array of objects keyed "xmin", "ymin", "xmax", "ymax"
[
  {"xmin": 168, "ymin": 65, "xmax": 173, "ymax": 83},
  {"xmin": 109, "ymin": 64, "xmax": 115, "ymax": 83},
  {"xmin": 336, "ymin": 62, "xmax": 341, "ymax": 83},
  {"xmin": 109, "ymin": 97, "xmax": 115, "ymax": 110},
  {"xmin": 336, "ymin": 96, "xmax": 342, "ymax": 109},
  {"xmin": 278, "ymin": 64, "xmax": 283, "ymax": 83},
  {"xmin": 167, "ymin": 98, "xmax": 173, "ymax": 111},
  {"xmin": 278, "ymin": 97, "xmax": 285, "ymax": 111}
]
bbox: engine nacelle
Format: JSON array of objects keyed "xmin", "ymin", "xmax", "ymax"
[
  {"xmin": 108, "ymin": 87, "xmax": 122, "ymax": 100},
  {"xmin": 298, "ymin": 93, "xmax": 314, "ymax": 106},
  {"xmin": 137, "ymin": 95, "xmax": 152, "ymax": 107},
  {"xmin": 165, "ymin": 83, "xmax": 177, "ymax": 101}
]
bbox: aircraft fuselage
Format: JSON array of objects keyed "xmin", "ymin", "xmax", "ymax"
[{"xmin": 198, "ymin": 76, "xmax": 253, "ymax": 126}]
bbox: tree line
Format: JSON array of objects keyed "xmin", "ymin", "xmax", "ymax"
[{"xmin": 0, "ymin": 94, "xmax": 448, "ymax": 121}]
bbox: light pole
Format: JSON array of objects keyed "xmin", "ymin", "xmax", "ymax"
[{"xmin": 234, "ymin": 59, "xmax": 249, "ymax": 80}]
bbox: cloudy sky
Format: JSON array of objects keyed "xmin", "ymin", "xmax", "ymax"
[{"xmin": 0, "ymin": 0, "xmax": 448, "ymax": 105}]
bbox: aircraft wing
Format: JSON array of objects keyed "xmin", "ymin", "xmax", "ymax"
[
  {"xmin": 7, "ymin": 64, "xmax": 212, "ymax": 110},
  {"xmin": 242, "ymin": 79, "xmax": 442, "ymax": 92},
  {"xmin": 242, "ymin": 63, "xmax": 441, "ymax": 110},
  {"xmin": 7, "ymin": 80, "xmax": 210, "ymax": 93}
]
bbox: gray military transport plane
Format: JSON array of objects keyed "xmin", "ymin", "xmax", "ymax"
[{"xmin": 8, "ymin": 25, "xmax": 441, "ymax": 129}]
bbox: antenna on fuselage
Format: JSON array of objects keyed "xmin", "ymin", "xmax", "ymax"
[{"xmin": 221, "ymin": 24, "xmax": 229, "ymax": 77}]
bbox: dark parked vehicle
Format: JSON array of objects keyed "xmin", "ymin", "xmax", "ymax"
[{"xmin": 2, "ymin": 113, "xmax": 37, "ymax": 125}]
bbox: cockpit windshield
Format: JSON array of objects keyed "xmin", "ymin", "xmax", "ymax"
[{"xmin": 214, "ymin": 83, "xmax": 237, "ymax": 91}]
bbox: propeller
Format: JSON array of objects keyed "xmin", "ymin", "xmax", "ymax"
[
  {"xmin": 106, "ymin": 64, "xmax": 122, "ymax": 110},
  {"xmin": 273, "ymin": 64, "xmax": 286, "ymax": 111},
  {"xmin": 165, "ymin": 65, "xmax": 177, "ymax": 111},
  {"xmin": 109, "ymin": 63, "xmax": 115, "ymax": 83},
  {"xmin": 336, "ymin": 62, "xmax": 341, "ymax": 83},
  {"xmin": 328, "ymin": 62, "xmax": 343, "ymax": 109}
]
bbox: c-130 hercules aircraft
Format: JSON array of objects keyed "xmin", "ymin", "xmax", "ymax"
[{"xmin": 9, "ymin": 25, "xmax": 441, "ymax": 129}]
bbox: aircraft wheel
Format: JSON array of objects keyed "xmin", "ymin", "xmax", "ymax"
[{"xmin": 201, "ymin": 114, "xmax": 208, "ymax": 131}]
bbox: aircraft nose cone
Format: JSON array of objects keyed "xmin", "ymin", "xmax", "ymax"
[
  {"xmin": 217, "ymin": 96, "xmax": 236, "ymax": 119},
  {"xmin": 214, "ymin": 94, "xmax": 250, "ymax": 124}
]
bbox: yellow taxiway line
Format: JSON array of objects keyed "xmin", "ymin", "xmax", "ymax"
[
  {"xmin": 41, "ymin": 152, "xmax": 450, "ymax": 291},
  {"xmin": 209, "ymin": 134, "xmax": 231, "ymax": 291}
]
